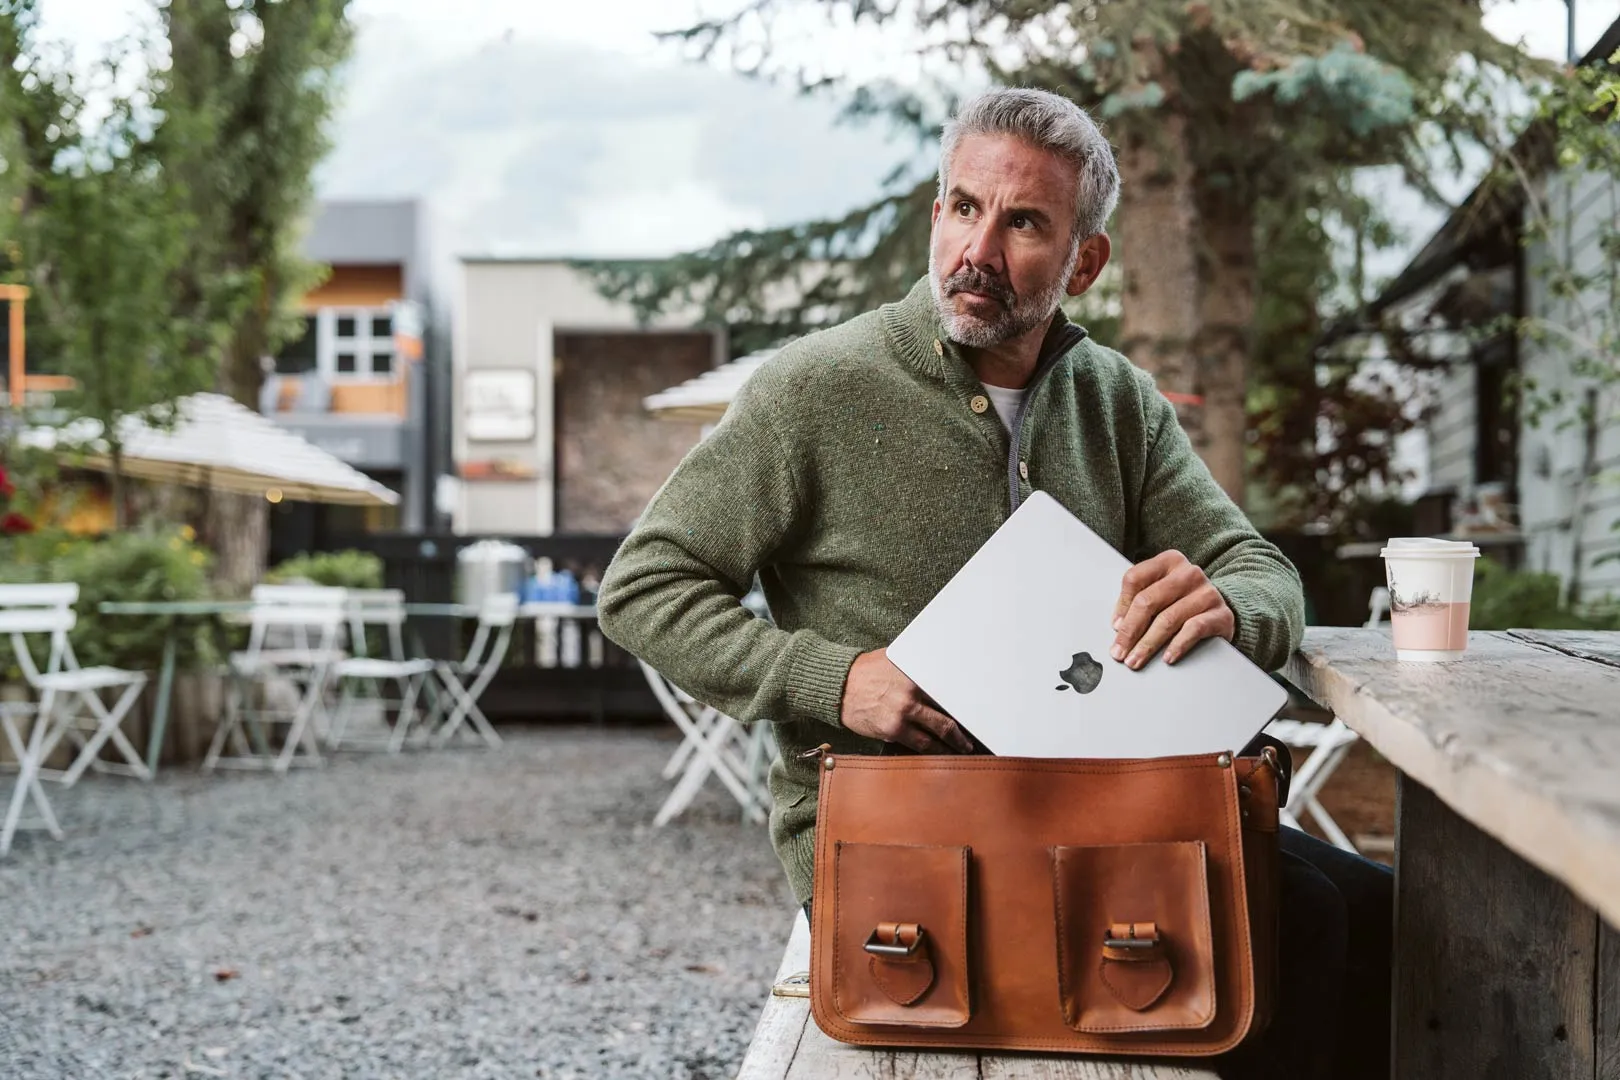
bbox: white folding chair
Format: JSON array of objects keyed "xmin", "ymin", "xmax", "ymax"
[
  {"xmin": 642, "ymin": 660, "xmax": 774, "ymax": 827},
  {"xmin": 0, "ymin": 583, "xmax": 150, "ymax": 789},
  {"xmin": 327, "ymin": 590, "xmax": 436, "ymax": 752},
  {"xmin": 1, "ymin": 698, "xmax": 59, "ymax": 855},
  {"xmin": 1265, "ymin": 586, "xmax": 1387, "ymax": 852},
  {"xmin": 203, "ymin": 586, "xmax": 347, "ymax": 773},
  {"xmin": 431, "ymin": 592, "xmax": 517, "ymax": 749}
]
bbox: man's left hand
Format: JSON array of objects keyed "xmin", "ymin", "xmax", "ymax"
[{"xmin": 1111, "ymin": 550, "xmax": 1234, "ymax": 669}]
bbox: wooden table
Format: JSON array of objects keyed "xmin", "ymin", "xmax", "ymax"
[
  {"xmin": 1286, "ymin": 627, "xmax": 1620, "ymax": 1079},
  {"xmin": 738, "ymin": 913, "xmax": 1216, "ymax": 1079}
]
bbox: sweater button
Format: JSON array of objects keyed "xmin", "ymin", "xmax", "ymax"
[
  {"xmin": 969, "ymin": 395, "xmax": 989, "ymax": 414},
  {"xmin": 933, "ymin": 339, "xmax": 944, "ymax": 356},
  {"xmin": 1019, "ymin": 460, "xmax": 1029, "ymax": 480}
]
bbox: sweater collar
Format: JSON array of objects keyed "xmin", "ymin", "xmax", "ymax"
[{"xmin": 882, "ymin": 275, "xmax": 1090, "ymax": 386}]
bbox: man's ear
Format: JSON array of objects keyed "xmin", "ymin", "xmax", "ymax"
[
  {"xmin": 1066, "ymin": 233, "xmax": 1111, "ymax": 296},
  {"xmin": 931, "ymin": 198, "xmax": 943, "ymax": 229}
]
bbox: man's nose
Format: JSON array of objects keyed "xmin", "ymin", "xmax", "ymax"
[{"xmin": 962, "ymin": 223, "xmax": 1005, "ymax": 276}]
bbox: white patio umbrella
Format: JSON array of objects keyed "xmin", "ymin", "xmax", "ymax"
[
  {"xmin": 641, "ymin": 349, "xmax": 779, "ymax": 424},
  {"xmin": 19, "ymin": 392, "xmax": 399, "ymax": 507}
]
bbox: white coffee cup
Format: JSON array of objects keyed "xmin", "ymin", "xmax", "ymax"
[{"xmin": 1379, "ymin": 538, "xmax": 1482, "ymax": 661}]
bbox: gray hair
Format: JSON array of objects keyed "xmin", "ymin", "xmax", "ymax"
[{"xmin": 938, "ymin": 88, "xmax": 1121, "ymax": 242}]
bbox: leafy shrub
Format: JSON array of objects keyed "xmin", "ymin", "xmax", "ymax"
[
  {"xmin": 1469, "ymin": 558, "xmax": 1620, "ymax": 631},
  {"xmin": 265, "ymin": 549, "xmax": 383, "ymax": 590},
  {"xmin": 0, "ymin": 527, "xmax": 215, "ymax": 675}
]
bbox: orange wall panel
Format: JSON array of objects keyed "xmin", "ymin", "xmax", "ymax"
[
  {"xmin": 329, "ymin": 380, "xmax": 407, "ymax": 416},
  {"xmin": 303, "ymin": 264, "xmax": 404, "ymax": 309}
]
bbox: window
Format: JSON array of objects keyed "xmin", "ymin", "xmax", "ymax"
[
  {"xmin": 274, "ymin": 316, "xmax": 319, "ymax": 374},
  {"xmin": 310, "ymin": 306, "xmax": 399, "ymax": 380}
]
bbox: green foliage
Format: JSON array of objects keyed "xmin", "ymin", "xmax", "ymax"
[
  {"xmin": 155, "ymin": 0, "xmax": 355, "ymax": 402},
  {"xmin": 603, "ymin": 0, "xmax": 1547, "ymax": 529},
  {"xmin": 265, "ymin": 549, "xmax": 383, "ymax": 590},
  {"xmin": 0, "ymin": 527, "xmax": 216, "ymax": 674},
  {"xmin": 1469, "ymin": 557, "xmax": 1620, "ymax": 631},
  {"xmin": 1231, "ymin": 45, "xmax": 1416, "ymax": 136}
]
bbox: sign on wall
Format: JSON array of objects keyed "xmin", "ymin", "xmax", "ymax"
[{"xmin": 464, "ymin": 369, "xmax": 536, "ymax": 442}]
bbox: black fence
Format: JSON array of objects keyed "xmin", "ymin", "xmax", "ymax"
[{"xmin": 330, "ymin": 532, "xmax": 662, "ymax": 723}]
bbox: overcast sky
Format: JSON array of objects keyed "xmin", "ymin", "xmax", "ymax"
[{"xmin": 30, "ymin": 0, "xmax": 1620, "ymax": 274}]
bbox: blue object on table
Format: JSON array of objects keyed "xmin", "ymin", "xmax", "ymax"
[{"xmin": 555, "ymin": 569, "xmax": 579, "ymax": 604}]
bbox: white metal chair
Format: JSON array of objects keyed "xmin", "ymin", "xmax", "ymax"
[
  {"xmin": 0, "ymin": 583, "xmax": 150, "ymax": 789},
  {"xmin": 642, "ymin": 660, "xmax": 774, "ymax": 827},
  {"xmin": 203, "ymin": 585, "xmax": 348, "ymax": 773},
  {"xmin": 430, "ymin": 592, "xmax": 517, "ymax": 749},
  {"xmin": 327, "ymin": 589, "xmax": 435, "ymax": 752},
  {"xmin": 1264, "ymin": 587, "xmax": 1387, "ymax": 852},
  {"xmin": 1, "ymin": 698, "xmax": 58, "ymax": 855}
]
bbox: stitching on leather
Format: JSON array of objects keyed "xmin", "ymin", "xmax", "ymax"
[
  {"xmin": 1050, "ymin": 848, "xmax": 1077, "ymax": 1028},
  {"xmin": 1052, "ymin": 842, "xmax": 1219, "ymax": 1033},
  {"xmin": 1098, "ymin": 955, "xmax": 1173, "ymax": 1010},
  {"xmin": 818, "ymin": 759, "xmax": 1258, "ymax": 1053},
  {"xmin": 869, "ymin": 955, "xmax": 934, "ymax": 1005},
  {"xmin": 830, "ymin": 840, "xmax": 970, "ymax": 1028}
]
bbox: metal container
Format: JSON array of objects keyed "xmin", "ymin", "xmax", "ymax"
[{"xmin": 456, "ymin": 540, "xmax": 530, "ymax": 610}]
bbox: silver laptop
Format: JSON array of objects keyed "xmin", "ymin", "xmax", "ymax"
[{"xmin": 887, "ymin": 490, "xmax": 1288, "ymax": 759}]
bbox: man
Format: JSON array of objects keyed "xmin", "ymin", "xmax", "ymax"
[{"xmin": 598, "ymin": 88, "xmax": 1390, "ymax": 1080}]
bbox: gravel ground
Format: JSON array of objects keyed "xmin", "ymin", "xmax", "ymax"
[{"xmin": 0, "ymin": 727, "xmax": 797, "ymax": 1080}]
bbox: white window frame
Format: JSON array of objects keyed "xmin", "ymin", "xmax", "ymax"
[{"xmin": 317, "ymin": 306, "xmax": 398, "ymax": 382}]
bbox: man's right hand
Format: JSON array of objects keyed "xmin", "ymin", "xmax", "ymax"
[{"xmin": 839, "ymin": 649, "xmax": 974, "ymax": 753}]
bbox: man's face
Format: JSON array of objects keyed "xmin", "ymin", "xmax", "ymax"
[{"xmin": 929, "ymin": 132, "xmax": 1095, "ymax": 349}]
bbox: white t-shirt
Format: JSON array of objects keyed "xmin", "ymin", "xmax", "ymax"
[{"xmin": 981, "ymin": 383, "xmax": 1028, "ymax": 433}]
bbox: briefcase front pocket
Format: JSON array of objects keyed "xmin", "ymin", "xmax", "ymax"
[
  {"xmin": 1052, "ymin": 840, "xmax": 1216, "ymax": 1034},
  {"xmin": 830, "ymin": 841, "xmax": 971, "ymax": 1028}
]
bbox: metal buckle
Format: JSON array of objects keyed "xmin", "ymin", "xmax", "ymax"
[
  {"xmin": 863, "ymin": 925, "xmax": 926, "ymax": 957},
  {"xmin": 1102, "ymin": 924, "xmax": 1162, "ymax": 949}
]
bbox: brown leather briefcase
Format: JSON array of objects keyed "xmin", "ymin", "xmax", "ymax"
[{"xmin": 806, "ymin": 746, "xmax": 1281, "ymax": 1057}]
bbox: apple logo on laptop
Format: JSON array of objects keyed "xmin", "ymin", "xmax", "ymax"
[{"xmin": 1056, "ymin": 652, "xmax": 1104, "ymax": 694}]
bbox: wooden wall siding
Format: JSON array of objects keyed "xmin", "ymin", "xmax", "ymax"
[
  {"xmin": 1426, "ymin": 363, "xmax": 1478, "ymax": 495},
  {"xmin": 273, "ymin": 376, "xmax": 407, "ymax": 416},
  {"xmin": 329, "ymin": 381, "xmax": 407, "ymax": 416},
  {"xmin": 302, "ymin": 263, "xmax": 404, "ymax": 309},
  {"xmin": 1519, "ymin": 166, "xmax": 1620, "ymax": 603}
]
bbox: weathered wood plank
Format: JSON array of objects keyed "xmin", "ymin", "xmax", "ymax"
[
  {"xmin": 979, "ymin": 1056, "xmax": 1214, "ymax": 1078},
  {"xmin": 736, "ymin": 913, "xmax": 813, "ymax": 1080},
  {"xmin": 1285, "ymin": 627, "xmax": 1620, "ymax": 927},
  {"xmin": 739, "ymin": 912, "xmax": 1214, "ymax": 1078},
  {"xmin": 1394, "ymin": 776, "xmax": 1597, "ymax": 1080},
  {"xmin": 1509, "ymin": 628, "xmax": 1620, "ymax": 669},
  {"xmin": 783, "ymin": 1025, "xmax": 981, "ymax": 1079},
  {"xmin": 1600, "ymin": 916, "xmax": 1620, "ymax": 1080}
]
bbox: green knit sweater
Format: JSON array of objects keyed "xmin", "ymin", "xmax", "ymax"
[{"xmin": 597, "ymin": 277, "xmax": 1305, "ymax": 903}]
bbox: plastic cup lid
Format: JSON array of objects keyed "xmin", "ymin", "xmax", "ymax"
[{"xmin": 1379, "ymin": 537, "xmax": 1481, "ymax": 559}]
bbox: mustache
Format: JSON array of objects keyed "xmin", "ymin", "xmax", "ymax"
[{"xmin": 943, "ymin": 268, "xmax": 1016, "ymax": 307}]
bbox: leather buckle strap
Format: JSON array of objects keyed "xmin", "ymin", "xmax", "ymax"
[
  {"xmin": 1100, "ymin": 921, "xmax": 1174, "ymax": 1011},
  {"xmin": 1102, "ymin": 920, "xmax": 1161, "ymax": 958},
  {"xmin": 864, "ymin": 922, "xmax": 926, "ymax": 957}
]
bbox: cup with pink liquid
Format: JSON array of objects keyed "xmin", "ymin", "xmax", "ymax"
[{"xmin": 1379, "ymin": 538, "xmax": 1482, "ymax": 661}]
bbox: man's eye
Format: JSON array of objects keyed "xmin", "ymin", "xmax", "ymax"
[
  {"xmin": 956, "ymin": 201, "xmax": 974, "ymax": 216},
  {"xmin": 1011, "ymin": 214, "xmax": 1032, "ymax": 229}
]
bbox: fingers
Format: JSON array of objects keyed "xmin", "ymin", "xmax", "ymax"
[
  {"xmin": 1113, "ymin": 550, "xmax": 1180, "ymax": 629},
  {"xmin": 1164, "ymin": 608, "xmax": 1236, "ymax": 665},
  {"xmin": 1113, "ymin": 557, "xmax": 1202, "ymax": 659},
  {"xmin": 907, "ymin": 701, "xmax": 974, "ymax": 754},
  {"xmin": 1125, "ymin": 591, "xmax": 1211, "ymax": 669}
]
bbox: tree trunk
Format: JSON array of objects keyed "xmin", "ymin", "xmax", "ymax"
[
  {"xmin": 1192, "ymin": 188, "xmax": 1255, "ymax": 506},
  {"xmin": 110, "ymin": 444, "xmax": 128, "ymax": 530},
  {"xmin": 1113, "ymin": 96, "xmax": 1206, "ymax": 460},
  {"xmin": 204, "ymin": 489, "xmax": 269, "ymax": 590},
  {"xmin": 206, "ymin": 327, "xmax": 271, "ymax": 591}
]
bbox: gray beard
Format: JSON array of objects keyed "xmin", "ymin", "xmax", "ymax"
[{"xmin": 928, "ymin": 242, "xmax": 1080, "ymax": 349}]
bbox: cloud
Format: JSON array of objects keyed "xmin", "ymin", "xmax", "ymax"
[{"xmin": 316, "ymin": 15, "xmax": 910, "ymax": 262}]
